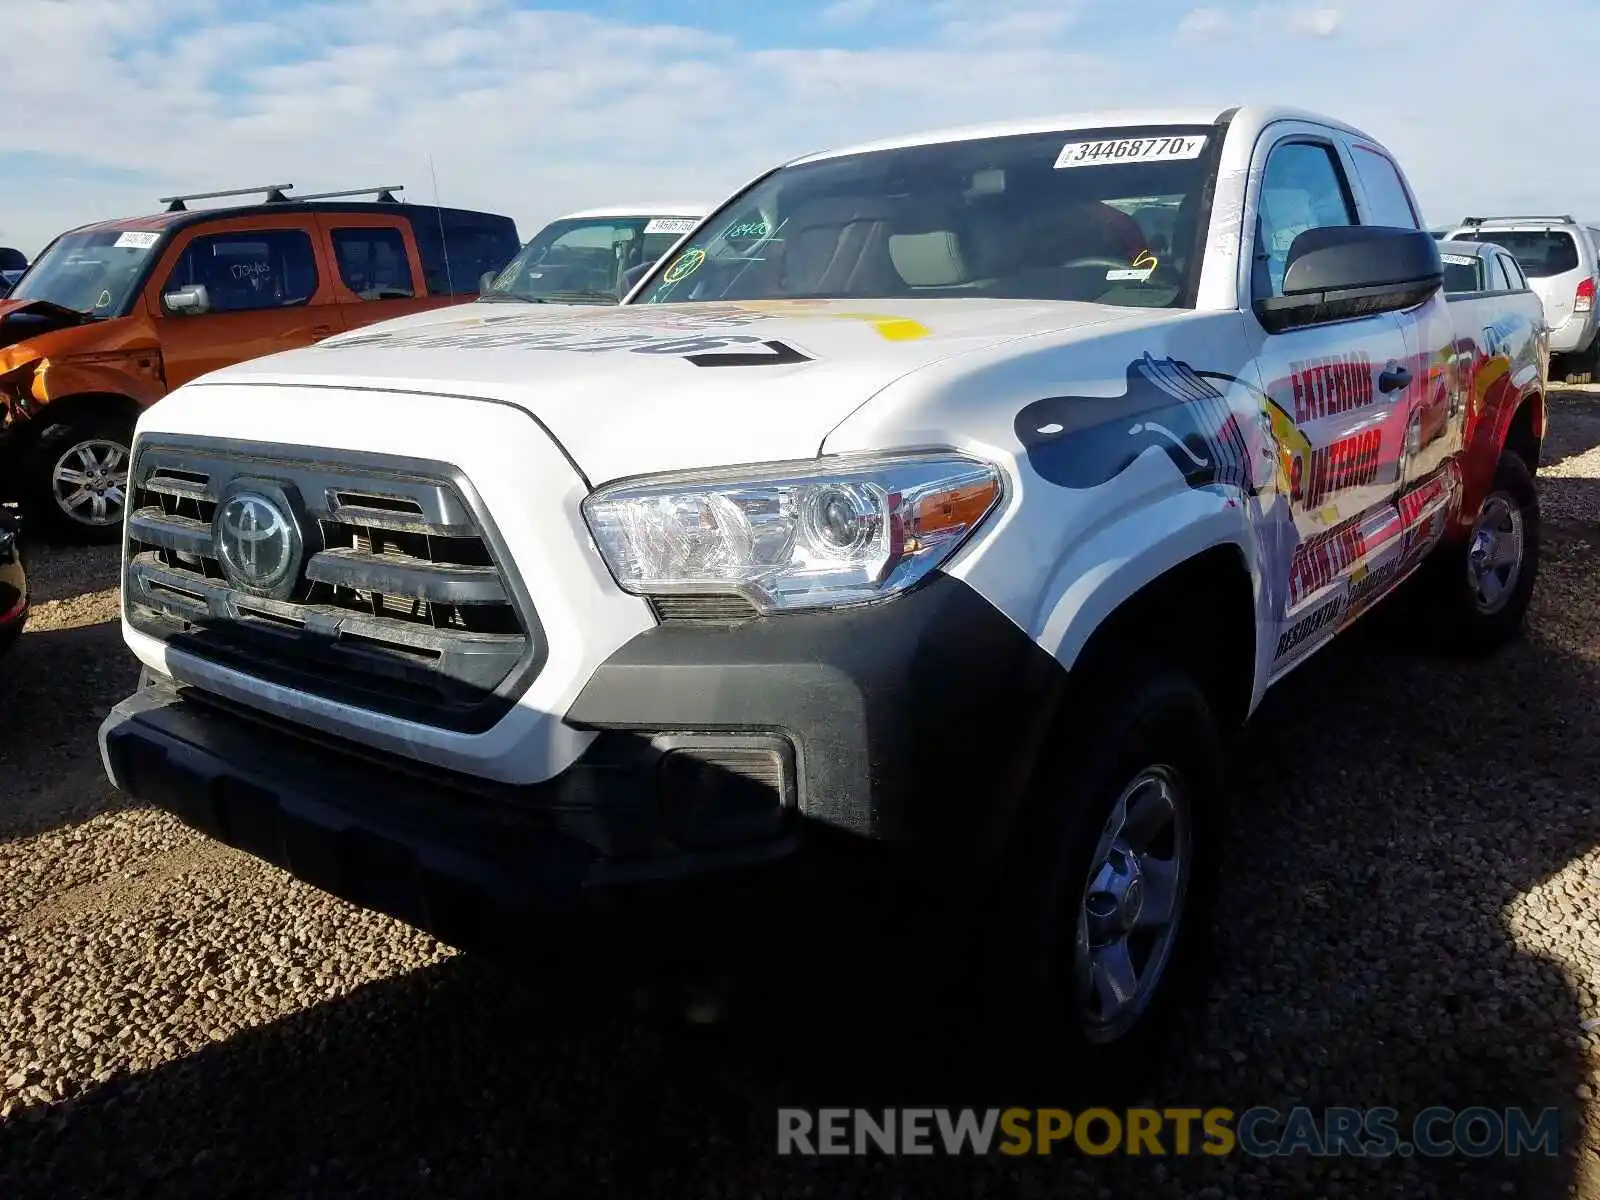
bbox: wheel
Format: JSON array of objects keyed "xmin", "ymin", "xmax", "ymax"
[
  {"xmin": 977, "ymin": 659, "xmax": 1224, "ymax": 1104},
  {"xmin": 28, "ymin": 414, "xmax": 135, "ymax": 543},
  {"xmin": 1558, "ymin": 340, "xmax": 1598, "ymax": 385},
  {"xmin": 1417, "ymin": 452, "xmax": 1540, "ymax": 656}
]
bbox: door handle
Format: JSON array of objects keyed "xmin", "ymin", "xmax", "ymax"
[{"xmin": 1378, "ymin": 364, "xmax": 1412, "ymax": 394}]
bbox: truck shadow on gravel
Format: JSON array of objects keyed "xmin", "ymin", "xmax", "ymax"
[
  {"xmin": 3, "ymin": 552, "xmax": 1598, "ymax": 1197},
  {"xmin": 0, "ymin": 619, "xmax": 139, "ymax": 844}
]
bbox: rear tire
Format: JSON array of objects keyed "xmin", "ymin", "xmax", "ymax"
[
  {"xmin": 1558, "ymin": 341, "xmax": 1598, "ymax": 385},
  {"xmin": 976, "ymin": 658, "xmax": 1224, "ymax": 1105},
  {"xmin": 1416, "ymin": 452, "xmax": 1540, "ymax": 656},
  {"xmin": 27, "ymin": 413, "xmax": 134, "ymax": 544}
]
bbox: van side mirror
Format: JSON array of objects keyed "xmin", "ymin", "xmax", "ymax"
[
  {"xmin": 478, "ymin": 269, "xmax": 499, "ymax": 294},
  {"xmin": 162, "ymin": 284, "xmax": 211, "ymax": 316},
  {"xmin": 0, "ymin": 247, "xmax": 26, "ymax": 273},
  {"xmin": 1255, "ymin": 226, "xmax": 1443, "ymax": 334}
]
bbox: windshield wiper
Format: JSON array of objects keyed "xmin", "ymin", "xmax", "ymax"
[
  {"xmin": 537, "ymin": 289, "xmax": 620, "ymax": 303},
  {"xmin": 478, "ymin": 289, "xmax": 619, "ymax": 305}
]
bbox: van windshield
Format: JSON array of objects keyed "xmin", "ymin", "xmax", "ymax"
[
  {"xmin": 8, "ymin": 229, "xmax": 163, "ymax": 316},
  {"xmin": 484, "ymin": 215, "xmax": 700, "ymax": 304},
  {"xmin": 1454, "ymin": 230, "xmax": 1578, "ymax": 278},
  {"xmin": 635, "ymin": 125, "xmax": 1220, "ymax": 309}
]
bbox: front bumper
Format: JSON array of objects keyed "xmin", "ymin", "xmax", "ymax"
[{"xmin": 100, "ymin": 573, "xmax": 1066, "ymax": 949}]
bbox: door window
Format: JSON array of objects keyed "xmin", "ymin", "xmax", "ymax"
[
  {"xmin": 1485, "ymin": 254, "xmax": 1511, "ymax": 293},
  {"xmin": 331, "ymin": 227, "xmax": 416, "ymax": 299},
  {"xmin": 1500, "ymin": 253, "xmax": 1528, "ymax": 291},
  {"xmin": 1348, "ymin": 146, "xmax": 1421, "ymax": 229},
  {"xmin": 1253, "ymin": 142, "xmax": 1356, "ymax": 301},
  {"xmin": 163, "ymin": 229, "xmax": 319, "ymax": 312}
]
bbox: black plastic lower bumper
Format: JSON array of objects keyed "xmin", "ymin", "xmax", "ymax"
[{"xmin": 99, "ymin": 573, "xmax": 1067, "ymax": 949}]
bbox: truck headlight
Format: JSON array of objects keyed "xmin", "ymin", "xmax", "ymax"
[{"xmin": 581, "ymin": 451, "xmax": 1003, "ymax": 612}]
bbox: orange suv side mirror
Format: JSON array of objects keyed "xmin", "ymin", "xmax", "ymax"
[{"xmin": 163, "ymin": 284, "xmax": 211, "ymax": 316}]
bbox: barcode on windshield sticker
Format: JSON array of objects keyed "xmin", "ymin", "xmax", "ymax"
[
  {"xmin": 1054, "ymin": 135, "xmax": 1209, "ymax": 169},
  {"xmin": 114, "ymin": 231, "xmax": 160, "ymax": 249},
  {"xmin": 644, "ymin": 217, "xmax": 699, "ymax": 235},
  {"xmin": 1440, "ymin": 253, "xmax": 1476, "ymax": 266}
]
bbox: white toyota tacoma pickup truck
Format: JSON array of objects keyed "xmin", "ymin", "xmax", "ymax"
[{"xmin": 100, "ymin": 105, "xmax": 1547, "ymax": 1090}]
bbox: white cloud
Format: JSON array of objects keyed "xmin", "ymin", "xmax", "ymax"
[
  {"xmin": 1287, "ymin": 6, "xmax": 1343, "ymax": 37},
  {"xmin": 1179, "ymin": 7, "xmax": 1238, "ymax": 40},
  {"xmin": 820, "ymin": 0, "xmax": 885, "ymax": 27},
  {"xmin": 0, "ymin": 0, "xmax": 1598, "ymax": 255}
]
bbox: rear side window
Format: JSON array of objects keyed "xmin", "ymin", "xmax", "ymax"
[
  {"xmin": 1502, "ymin": 254, "xmax": 1529, "ymax": 290},
  {"xmin": 163, "ymin": 228, "xmax": 319, "ymax": 312},
  {"xmin": 1486, "ymin": 255, "xmax": 1510, "ymax": 292},
  {"xmin": 331, "ymin": 227, "xmax": 415, "ymax": 299},
  {"xmin": 1458, "ymin": 230, "xmax": 1579, "ymax": 278},
  {"xmin": 410, "ymin": 213, "xmax": 521, "ymax": 295},
  {"xmin": 1349, "ymin": 146, "xmax": 1420, "ymax": 229}
]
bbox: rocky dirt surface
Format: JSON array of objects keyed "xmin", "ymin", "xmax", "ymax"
[{"xmin": 0, "ymin": 398, "xmax": 1598, "ymax": 1198}]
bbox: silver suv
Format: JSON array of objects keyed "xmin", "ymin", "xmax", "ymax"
[{"xmin": 1445, "ymin": 214, "xmax": 1600, "ymax": 382}]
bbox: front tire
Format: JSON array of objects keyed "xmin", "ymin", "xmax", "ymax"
[
  {"xmin": 28, "ymin": 414, "xmax": 135, "ymax": 544},
  {"xmin": 978, "ymin": 660, "xmax": 1224, "ymax": 1104},
  {"xmin": 1418, "ymin": 452, "xmax": 1540, "ymax": 656}
]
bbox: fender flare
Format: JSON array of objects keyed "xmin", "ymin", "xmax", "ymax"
[{"xmin": 1034, "ymin": 489, "xmax": 1263, "ymax": 683}]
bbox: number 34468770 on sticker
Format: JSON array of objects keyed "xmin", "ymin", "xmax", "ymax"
[{"xmin": 1054, "ymin": 135, "xmax": 1209, "ymax": 169}]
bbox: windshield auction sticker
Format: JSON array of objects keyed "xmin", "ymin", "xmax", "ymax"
[
  {"xmin": 1055, "ymin": 135, "xmax": 1208, "ymax": 169},
  {"xmin": 644, "ymin": 217, "xmax": 700, "ymax": 235},
  {"xmin": 113, "ymin": 231, "xmax": 161, "ymax": 249}
]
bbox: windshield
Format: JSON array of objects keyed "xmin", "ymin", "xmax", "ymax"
[
  {"xmin": 484, "ymin": 215, "xmax": 701, "ymax": 303},
  {"xmin": 1440, "ymin": 252, "xmax": 1484, "ymax": 293},
  {"xmin": 1451, "ymin": 230, "xmax": 1578, "ymax": 278},
  {"xmin": 8, "ymin": 229, "xmax": 163, "ymax": 315},
  {"xmin": 635, "ymin": 126, "xmax": 1220, "ymax": 309}
]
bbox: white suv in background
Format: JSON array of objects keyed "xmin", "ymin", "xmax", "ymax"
[{"xmin": 1445, "ymin": 214, "xmax": 1600, "ymax": 382}]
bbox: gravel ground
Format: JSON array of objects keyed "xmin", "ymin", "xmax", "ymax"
[{"xmin": 1, "ymin": 398, "xmax": 1599, "ymax": 1198}]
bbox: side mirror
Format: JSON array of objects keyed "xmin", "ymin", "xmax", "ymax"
[
  {"xmin": 0, "ymin": 247, "xmax": 26, "ymax": 273},
  {"xmin": 619, "ymin": 260, "xmax": 656, "ymax": 298},
  {"xmin": 163, "ymin": 284, "xmax": 210, "ymax": 316},
  {"xmin": 1255, "ymin": 226, "xmax": 1443, "ymax": 334},
  {"xmin": 478, "ymin": 269, "xmax": 499, "ymax": 294}
]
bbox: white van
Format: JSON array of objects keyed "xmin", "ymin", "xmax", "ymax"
[{"xmin": 1445, "ymin": 215, "xmax": 1600, "ymax": 382}]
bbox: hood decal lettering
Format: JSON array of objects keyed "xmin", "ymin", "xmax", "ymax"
[{"xmin": 685, "ymin": 340, "xmax": 813, "ymax": 368}]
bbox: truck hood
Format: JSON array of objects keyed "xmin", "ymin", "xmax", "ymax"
[
  {"xmin": 200, "ymin": 297, "xmax": 1168, "ymax": 483},
  {"xmin": 0, "ymin": 299, "xmax": 99, "ymax": 353}
]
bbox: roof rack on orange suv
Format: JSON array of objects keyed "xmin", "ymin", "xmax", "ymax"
[
  {"xmin": 0, "ymin": 183, "xmax": 523, "ymax": 539},
  {"xmin": 159, "ymin": 183, "xmax": 296, "ymax": 212}
]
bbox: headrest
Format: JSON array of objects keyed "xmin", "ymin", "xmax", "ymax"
[
  {"xmin": 786, "ymin": 196, "xmax": 894, "ymax": 231},
  {"xmin": 889, "ymin": 231, "xmax": 967, "ymax": 287}
]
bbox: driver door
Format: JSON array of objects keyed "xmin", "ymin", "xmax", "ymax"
[
  {"xmin": 1241, "ymin": 130, "xmax": 1412, "ymax": 681},
  {"xmin": 148, "ymin": 217, "xmax": 343, "ymax": 391}
]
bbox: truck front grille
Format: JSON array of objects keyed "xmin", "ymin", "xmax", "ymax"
[{"xmin": 124, "ymin": 440, "xmax": 543, "ymax": 732}]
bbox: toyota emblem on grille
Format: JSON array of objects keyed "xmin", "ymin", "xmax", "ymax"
[{"xmin": 215, "ymin": 491, "xmax": 300, "ymax": 594}]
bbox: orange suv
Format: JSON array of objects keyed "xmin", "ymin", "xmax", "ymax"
[{"xmin": 0, "ymin": 184, "xmax": 520, "ymax": 539}]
